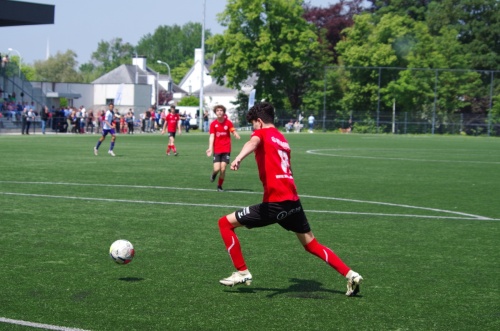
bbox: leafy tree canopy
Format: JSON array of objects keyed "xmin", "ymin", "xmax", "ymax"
[
  {"xmin": 208, "ymin": 0, "xmax": 329, "ymax": 110},
  {"xmin": 303, "ymin": 0, "xmax": 364, "ymax": 63},
  {"xmin": 33, "ymin": 50, "xmax": 82, "ymax": 82}
]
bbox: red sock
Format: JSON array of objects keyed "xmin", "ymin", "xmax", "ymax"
[
  {"xmin": 166, "ymin": 146, "xmax": 171, "ymax": 153},
  {"xmin": 218, "ymin": 178, "xmax": 224, "ymax": 187},
  {"xmin": 172, "ymin": 145, "xmax": 177, "ymax": 152},
  {"xmin": 304, "ymin": 238, "xmax": 350, "ymax": 276},
  {"xmin": 218, "ymin": 216, "xmax": 246, "ymax": 271}
]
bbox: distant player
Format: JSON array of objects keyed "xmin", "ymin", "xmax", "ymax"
[
  {"xmin": 161, "ymin": 105, "xmax": 181, "ymax": 156},
  {"xmin": 217, "ymin": 102, "xmax": 363, "ymax": 296},
  {"xmin": 206, "ymin": 105, "xmax": 240, "ymax": 191},
  {"xmin": 94, "ymin": 103, "xmax": 116, "ymax": 156}
]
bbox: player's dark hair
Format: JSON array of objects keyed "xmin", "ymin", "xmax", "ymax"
[
  {"xmin": 213, "ymin": 104, "xmax": 226, "ymax": 114},
  {"xmin": 246, "ymin": 102, "xmax": 274, "ymax": 124}
]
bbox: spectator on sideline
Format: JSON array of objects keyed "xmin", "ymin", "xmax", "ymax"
[
  {"xmin": 308, "ymin": 114, "xmax": 315, "ymax": 133},
  {"xmin": 203, "ymin": 110, "xmax": 209, "ymax": 132},
  {"xmin": 40, "ymin": 105, "xmax": 49, "ymax": 134}
]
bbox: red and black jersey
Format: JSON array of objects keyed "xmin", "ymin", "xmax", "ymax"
[
  {"xmin": 210, "ymin": 118, "xmax": 236, "ymax": 154},
  {"xmin": 251, "ymin": 127, "xmax": 299, "ymax": 203},
  {"xmin": 165, "ymin": 113, "xmax": 180, "ymax": 133}
]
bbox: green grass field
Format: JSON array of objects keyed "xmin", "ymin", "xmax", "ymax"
[{"xmin": 0, "ymin": 132, "xmax": 499, "ymax": 331}]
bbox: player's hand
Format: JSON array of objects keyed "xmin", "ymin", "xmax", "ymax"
[
  {"xmin": 161, "ymin": 130, "xmax": 165, "ymax": 135},
  {"xmin": 230, "ymin": 159, "xmax": 241, "ymax": 171},
  {"xmin": 206, "ymin": 149, "xmax": 212, "ymax": 157}
]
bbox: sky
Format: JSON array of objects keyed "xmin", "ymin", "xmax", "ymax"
[{"xmin": 2, "ymin": 0, "xmax": 343, "ymax": 66}]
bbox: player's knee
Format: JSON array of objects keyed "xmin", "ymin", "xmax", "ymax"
[{"xmin": 218, "ymin": 216, "xmax": 233, "ymax": 230}]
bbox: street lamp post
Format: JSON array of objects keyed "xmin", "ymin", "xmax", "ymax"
[
  {"xmin": 156, "ymin": 71, "xmax": 159, "ymax": 110},
  {"xmin": 199, "ymin": 0, "xmax": 206, "ymax": 130},
  {"xmin": 8, "ymin": 47, "xmax": 22, "ymax": 77},
  {"xmin": 156, "ymin": 60, "xmax": 171, "ymax": 93}
]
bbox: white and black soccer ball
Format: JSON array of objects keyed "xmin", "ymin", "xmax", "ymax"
[{"xmin": 109, "ymin": 239, "xmax": 135, "ymax": 264}]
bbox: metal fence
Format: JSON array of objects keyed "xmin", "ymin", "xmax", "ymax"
[
  {"xmin": 273, "ymin": 66, "xmax": 500, "ymax": 136},
  {"xmin": 275, "ymin": 111, "xmax": 499, "ymax": 136}
]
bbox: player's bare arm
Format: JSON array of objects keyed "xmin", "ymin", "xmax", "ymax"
[
  {"xmin": 206, "ymin": 134, "xmax": 215, "ymax": 157},
  {"xmin": 231, "ymin": 136, "xmax": 260, "ymax": 171}
]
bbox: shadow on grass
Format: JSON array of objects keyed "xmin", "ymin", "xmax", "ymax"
[
  {"xmin": 118, "ymin": 277, "xmax": 144, "ymax": 282},
  {"xmin": 225, "ymin": 278, "xmax": 354, "ymax": 298}
]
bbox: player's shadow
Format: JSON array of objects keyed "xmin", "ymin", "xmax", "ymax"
[
  {"xmin": 225, "ymin": 278, "xmax": 349, "ymax": 299},
  {"xmin": 118, "ymin": 277, "xmax": 144, "ymax": 282}
]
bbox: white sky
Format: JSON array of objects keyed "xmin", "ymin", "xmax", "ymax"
[{"xmin": 2, "ymin": 0, "xmax": 344, "ymax": 65}]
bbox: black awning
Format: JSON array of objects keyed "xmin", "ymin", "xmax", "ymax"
[{"xmin": 0, "ymin": 1, "xmax": 55, "ymax": 27}]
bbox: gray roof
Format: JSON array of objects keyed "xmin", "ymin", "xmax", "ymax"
[
  {"xmin": 158, "ymin": 74, "xmax": 187, "ymax": 94},
  {"xmin": 92, "ymin": 64, "xmax": 149, "ymax": 84},
  {"xmin": 199, "ymin": 81, "xmax": 236, "ymax": 95}
]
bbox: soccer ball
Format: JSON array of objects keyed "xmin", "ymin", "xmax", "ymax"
[{"xmin": 109, "ymin": 239, "xmax": 135, "ymax": 264}]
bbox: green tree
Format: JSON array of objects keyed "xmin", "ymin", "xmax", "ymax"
[
  {"xmin": 426, "ymin": 0, "xmax": 500, "ymax": 71},
  {"xmin": 79, "ymin": 62, "xmax": 101, "ymax": 83},
  {"xmin": 336, "ymin": 13, "xmax": 480, "ymax": 117},
  {"xmin": 178, "ymin": 95, "xmax": 199, "ymax": 106},
  {"xmin": 170, "ymin": 58, "xmax": 194, "ymax": 84},
  {"xmin": 207, "ymin": 0, "xmax": 329, "ymax": 112},
  {"xmin": 136, "ymin": 22, "xmax": 212, "ymax": 83},
  {"xmin": 33, "ymin": 50, "xmax": 82, "ymax": 82},
  {"xmin": 89, "ymin": 38, "xmax": 135, "ymax": 75},
  {"xmin": 366, "ymin": 0, "xmax": 432, "ymax": 21}
]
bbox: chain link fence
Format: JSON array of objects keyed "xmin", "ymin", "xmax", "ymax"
[{"xmin": 275, "ymin": 66, "xmax": 500, "ymax": 136}]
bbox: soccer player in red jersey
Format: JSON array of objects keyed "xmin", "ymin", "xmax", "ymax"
[
  {"xmin": 161, "ymin": 105, "xmax": 181, "ymax": 156},
  {"xmin": 206, "ymin": 105, "xmax": 240, "ymax": 191},
  {"xmin": 217, "ymin": 102, "xmax": 363, "ymax": 296}
]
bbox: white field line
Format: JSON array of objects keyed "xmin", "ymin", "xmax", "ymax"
[
  {"xmin": 0, "ymin": 181, "xmax": 497, "ymax": 221},
  {"xmin": 0, "ymin": 317, "xmax": 90, "ymax": 331},
  {"xmin": 306, "ymin": 149, "xmax": 500, "ymax": 164}
]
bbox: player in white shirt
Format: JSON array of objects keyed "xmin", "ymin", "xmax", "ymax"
[{"xmin": 94, "ymin": 103, "xmax": 117, "ymax": 156}]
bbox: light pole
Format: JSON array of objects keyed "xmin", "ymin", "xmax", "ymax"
[
  {"xmin": 156, "ymin": 60, "xmax": 171, "ymax": 93},
  {"xmin": 199, "ymin": 0, "xmax": 206, "ymax": 129},
  {"xmin": 8, "ymin": 47, "xmax": 22, "ymax": 77}
]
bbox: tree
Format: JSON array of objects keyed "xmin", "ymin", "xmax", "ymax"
[
  {"xmin": 170, "ymin": 58, "xmax": 194, "ymax": 84},
  {"xmin": 303, "ymin": 0, "xmax": 364, "ymax": 63},
  {"xmin": 33, "ymin": 50, "xmax": 82, "ymax": 82},
  {"xmin": 427, "ymin": 0, "xmax": 500, "ymax": 71},
  {"xmin": 335, "ymin": 13, "xmax": 481, "ymax": 118},
  {"xmin": 89, "ymin": 38, "xmax": 135, "ymax": 75},
  {"xmin": 136, "ymin": 22, "xmax": 212, "ymax": 83},
  {"xmin": 366, "ymin": 0, "xmax": 432, "ymax": 21},
  {"xmin": 208, "ymin": 0, "xmax": 329, "ymax": 112},
  {"xmin": 178, "ymin": 95, "xmax": 199, "ymax": 106}
]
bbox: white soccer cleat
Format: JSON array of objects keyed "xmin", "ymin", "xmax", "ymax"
[
  {"xmin": 219, "ymin": 271, "xmax": 253, "ymax": 287},
  {"xmin": 108, "ymin": 150, "xmax": 115, "ymax": 157},
  {"xmin": 346, "ymin": 271, "xmax": 363, "ymax": 296},
  {"xmin": 93, "ymin": 147, "xmax": 98, "ymax": 156}
]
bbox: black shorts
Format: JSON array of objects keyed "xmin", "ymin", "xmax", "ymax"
[
  {"xmin": 213, "ymin": 153, "xmax": 230, "ymax": 164},
  {"xmin": 235, "ymin": 200, "xmax": 311, "ymax": 234},
  {"xmin": 168, "ymin": 131, "xmax": 176, "ymax": 138}
]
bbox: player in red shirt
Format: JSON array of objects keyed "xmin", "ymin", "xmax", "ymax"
[
  {"xmin": 206, "ymin": 105, "xmax": 240, "ymax": 191},
  {"xmin": 217, "ymin": 102, "xmax": 363, "ymax": 296},
  {"xmin": 161, "ymin": 105, "xmax": 181, "ymax": 156}
]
